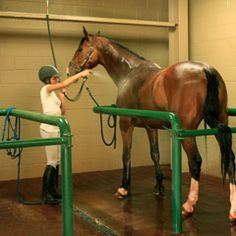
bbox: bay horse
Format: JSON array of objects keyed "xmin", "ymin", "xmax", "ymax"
[{"xmin": 68, "ymin": 27, "xmax": 236, "ymax": 222}]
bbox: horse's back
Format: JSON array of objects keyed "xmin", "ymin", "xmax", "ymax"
[
  {"xmin": 139, "ymin": 61, "xmax": 226, "ymax": 129},
  {"xmin": 117, "ymin": 61, "xmax": 228, "ymax": 129},
  {"xmin": 155, "ymin": 61, "xmax": 228, "ymax": 128}
]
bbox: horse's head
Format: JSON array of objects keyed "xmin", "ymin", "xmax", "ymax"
[{"xmin": 68, "ymin": 27, "xmax": 100, "ymax": 76}]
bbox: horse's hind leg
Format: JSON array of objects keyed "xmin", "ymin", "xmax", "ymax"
[
  {"xmin": 115, "ymin": 118, "xmax": 134, "ymax": 199},
  {"xmin": 214, "ymin": 125, "xmax": 236, "ymax": 222},
  {"xmin": 205, "ymin": 116, "xmax": 236, "ymax": 222},
  {"xmin": 182, "ymin": 137, "xmax": 202, "ymax": 217},
  {"xmin": 214, "ymin": 128, "xmax": 236, "ymax": 222},
  {"xmin": 146, "ymin": 128, "xmax": 164, "ymax": 195},
  {"xmin": 229, "ymin": 164, "xmax": 236, "ymax": 224}
]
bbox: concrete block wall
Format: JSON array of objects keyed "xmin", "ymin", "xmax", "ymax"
[
  {"xmin": 0, "ymin": 0, "xmax": 170, "ymax": 180},
  {"xmin": 189, "ymin": 0, "xmax": 236, "ymax": 177}
]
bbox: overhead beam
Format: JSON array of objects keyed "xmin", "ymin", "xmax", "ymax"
[{"xmin": 0, "ymin": 11, "xmax": 177, "ymax": 29}]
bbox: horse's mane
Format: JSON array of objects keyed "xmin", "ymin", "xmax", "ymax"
[
  {"xmin": 107, "ymin": 37, "xmax": 146, "ymax": 61},
  {"xmin": 79, "ymin": 36, "xmax": 87, "ymax": 48},
  {"xmin": 80, "ymin": 34, "xmax": 146, "ymax": 61}
]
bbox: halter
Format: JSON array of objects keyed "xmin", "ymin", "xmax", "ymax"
[
  {"xmin": 64, "ymin": 46, "xmax": 94, "ymax": 102},
  {"xmin": 69, "ymin": 46, "xmax": 94, "ymax": 73}
]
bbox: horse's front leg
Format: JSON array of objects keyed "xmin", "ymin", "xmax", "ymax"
[
  {"xmin": 146, "ymin": 127, "xmax": 164, "ymax": 195},
  {"xmin": 115, "ymin": 118, "xmax": 134, "ymax": 199},
  {"xmin": 182, "ymin": 137, "xmax": 202, "ymax": 217}
]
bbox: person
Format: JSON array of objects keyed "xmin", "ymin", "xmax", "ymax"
[{"xmin": 38, "ymin": 65, "xmax": 92, "ymax": 204}]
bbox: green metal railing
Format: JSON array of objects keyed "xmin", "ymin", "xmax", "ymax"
[
  {"xmin": 0, "ymin": 108, "xmax": 73, "ymax": 236},
  {"xmin": 93, "ymin": 105, "xmax": 236, "ymax": 234},
  {"xmin": 1, "ymin": 107, "xmax": 236, "ymax": 235}
]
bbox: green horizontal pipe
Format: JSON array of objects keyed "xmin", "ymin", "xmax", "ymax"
[
  {"xmin": 93, "ymin": 106, "xmax": 236, "ymax": 138},
  {"xmin": 228, "ymin": 108, "xmax": 236, "ymax": 116},
  {"xmin": 93, "ymin": 105, "xmax": 181, "ymax": 126},
  {"xmin": 94, "ymin": 106, "xmax": 236, "ymax": 118},
  {"xmin": 0, "ymin": 137, "xmax": 66, "ymax": 149},
  {"xmin": 0, "ymin": 108, "xmax": 71, "ymax": 136},
  {"xmin": 178, "ymin": 127, "xmax": 236, "ymax": 138}
]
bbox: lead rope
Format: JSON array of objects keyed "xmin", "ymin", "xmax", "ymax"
[
  {"xmin": 85, "ymin": 85, "xmax": 117, "ymax": 149},
  {"xmin": 2, "ymin": 108, "xmax": 42, "ymax": 205},
  {"xmin": 63, "ymin": 77, "xmax": 88, "ymax": 102}
]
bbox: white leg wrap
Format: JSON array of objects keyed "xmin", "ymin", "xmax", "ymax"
[
  {"xmin": 117, "ymin": 187, "xmax": 128, "ymax": 196},
  {"xmin": 182, "ymin": 178, "xmax": 199, "ymax": 213},
  {"xmin": 229, "ymin": 183, "xmax": 236, "ymax": 218}
]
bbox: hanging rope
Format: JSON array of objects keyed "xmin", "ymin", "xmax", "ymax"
[
  {"xmin": 2, "ymin": 107, "xmax": 42, "ymax": 205},
  {"xmin": 2, "ymin": 107, "xmax": 22, "ymax": 158},
  {"xmin": 99, "ymin": 113, "xmax": 117, "ymax": 149},
  {"xmin": 46, "ymin": 14, "xmax": 57, "ymax": 68},
  {"xmin": 45, "ymin": 0, "xmax": 57, "ymax": 68}
]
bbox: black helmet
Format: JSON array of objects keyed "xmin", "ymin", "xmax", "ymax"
[{"xmin": 38, "ymin": 65, "xmax": 60, "ymax": 82}]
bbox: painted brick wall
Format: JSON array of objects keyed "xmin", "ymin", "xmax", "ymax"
[
  {"xmin": 0, "ymin": 0, "xmax": 170, "ymax": 180},
  {"xmin": 189, "ymin": 0, "xmax": 236, "ymax": 178}
]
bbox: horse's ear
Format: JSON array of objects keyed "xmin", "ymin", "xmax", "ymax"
[
  {"xmin": 83, "ymin": 26, "xmax": 88, "ymax": 37},
  {"xmin": 96, "ymin": 30, "xmax": 100, "ymax": 36}
]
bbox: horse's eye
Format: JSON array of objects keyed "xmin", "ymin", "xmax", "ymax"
[{"xmin": 78, "ymin": 47, "xmax": 82, "ymax": 52}]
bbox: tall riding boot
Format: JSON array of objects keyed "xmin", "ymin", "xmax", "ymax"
[
  {"xmin": 51, "ymin": 164, "xmax": 62, "ymax": 199},
  {"xmin": 41, "ymin": 165, "xmax": 61, "ymax": 205}
]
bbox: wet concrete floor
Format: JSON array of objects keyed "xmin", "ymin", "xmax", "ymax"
[{"xmin": 0, "ymin": 165, "xmax": 235, "ymax": 235}]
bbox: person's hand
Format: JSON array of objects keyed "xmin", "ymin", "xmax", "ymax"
[
  {"xmin": 79, "ymin": 69, "xmax": 93, "ymax": 78},
  {"xmin": 72, "ymin": 69, "xmax": 93, "ymax": 83}
]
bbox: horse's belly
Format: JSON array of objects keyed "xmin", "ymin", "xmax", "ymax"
[{"xmin": 132, "ymin": 118, "xmax": 170, "ymax": 129}]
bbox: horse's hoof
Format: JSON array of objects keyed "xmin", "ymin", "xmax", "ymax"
[
  {"xmin": 115, "ymin": 187, "xmax": 128, "ymax": 199},
  {"xmin": 229, "ymin": 214, "xmax": 236, "ymax": 225},
  {"xmin": 153, "ymin": 186, "xmax": 165, "ymax": 196},
  {"xmin": 182, "ymin": 207, "xmax": 193, "ymax": 219},
  {"xmin": 115, "ymin": 192, "xmax": 126, "ymax": 199}
]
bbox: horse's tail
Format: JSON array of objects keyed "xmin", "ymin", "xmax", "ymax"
[{"xmin": 203, "ymin": 67, "xmax": 235, "ymax": 184}]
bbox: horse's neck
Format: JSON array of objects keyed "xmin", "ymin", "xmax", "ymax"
[{"xmin": 98, "ymin": 43, "xmax": 143, "ymax": 86}]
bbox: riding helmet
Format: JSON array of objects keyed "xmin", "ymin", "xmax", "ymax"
[{"xmin": 38, "ymin": 65, "xmax": 60, "ymax": 82}]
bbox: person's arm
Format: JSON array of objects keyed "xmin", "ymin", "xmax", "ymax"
[
  {"xmin": 47, "ymin": 69, "xmax": 92, "ymax": 93},
  {"xmin": 59, "ymin": 88, "xmax": 66, "ymax": 115}
]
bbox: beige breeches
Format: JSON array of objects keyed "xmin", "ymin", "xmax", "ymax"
[{"xmin": 40, "ymin": 129, "xmax": 60, "ymax": 168}]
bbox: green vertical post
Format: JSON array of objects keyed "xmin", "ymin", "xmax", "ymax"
[
  {"xmin": 169, "ymin": 113, "xmax": 182, "ymax": 234},
  {"xmin": 171, "ymin": 132, "xmax": 182, "ymax": 233},
  {"xmin": 61, "ymin": 133, "xmax": 73, "ymax": 236}
]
